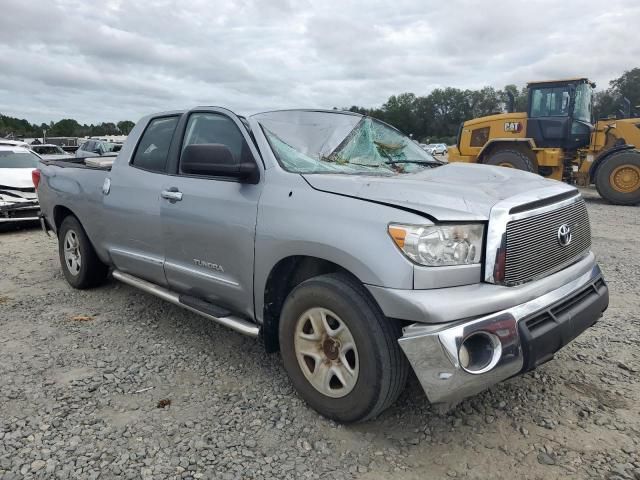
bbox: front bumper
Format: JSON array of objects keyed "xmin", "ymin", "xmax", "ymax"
[
  {"xmin": 0, "ymin": 205, "xmax": 40, "ymax": 223},
  {"xmin": 398, "ymin": 263, "xmax": 608, "ymax": 405}
]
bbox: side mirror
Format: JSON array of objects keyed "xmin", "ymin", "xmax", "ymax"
[{"xmin": 181, "ymin": 144, "xmax": 259, "ymax": 183}]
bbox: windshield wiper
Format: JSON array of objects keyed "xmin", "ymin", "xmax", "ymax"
[{"xmin": 385, "ymin": 159, "xmax": 442, "ymax": 166}]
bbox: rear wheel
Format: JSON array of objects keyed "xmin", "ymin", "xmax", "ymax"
[
  {"xmin": 485, "ymin": 149, "xmax": 537, "ymax": 172},
  {"xmin": 58, "ymin": 216, "xmax": 109, "ymax": 289},
  {"xmin": 595, "ymin": 150, "xmax": 640, "ymax": 205},
  {"xmin": 278, "ymin": 273, "xmax": 408, "ymax": 423}
]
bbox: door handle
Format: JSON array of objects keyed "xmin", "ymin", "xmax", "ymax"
[{"xmin": 161, "ymin": 189, "xmax": 183, "ymax": 201}]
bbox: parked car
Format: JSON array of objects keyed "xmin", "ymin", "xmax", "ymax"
[
  {"xmin": 429, "ymin": 143, "xmax": 448, "ymax": 155},
  {"xmin": 31, "ymin": 144, "xmax": 73, "ymax": 160},
  {"xmin": 0, "ymin": 139, "xmax": 30, "ymax": 149},
  {"xmin": 0, "ymin": 145, "xmax": 40, "ymax": 223},
  {"xmin": 36, "ymin": 108, "xmax": 608, "ymax": 422},
  {"xmin": 76, "ymin": 139, "xmax": 122, "ymax": 158}
]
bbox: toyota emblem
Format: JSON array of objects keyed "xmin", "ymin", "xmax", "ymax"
[{"xmin": 557, "ymin": 224, "xmax": 572, "ymax": 247}]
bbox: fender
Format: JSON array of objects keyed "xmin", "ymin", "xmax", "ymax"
[
  {"xmin": 589, "ymin": 144, "xmax": 636, "ymax": 179},
  {"xmin": 478, "ymin": 138, "xmax": 537, "ymax": 160}
]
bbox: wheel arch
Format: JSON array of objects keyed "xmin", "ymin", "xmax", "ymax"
[
  {"xmin": 53, "ymin": 204, "xmax": 78, "ymax": 231},
  {"xmin": 52, "ymin": 204, "xmax": 110, "ymax": 265},
  {"xmin": 478, "ymin": 138, "xmax": 537, "ymax": 163},
  {"xmin": 260, "ymin": 255, "xmax": 371, "ymax": 353},
  {"xmin": 588, "ymin": 144, "xmax": 636, "ymax": 180}
]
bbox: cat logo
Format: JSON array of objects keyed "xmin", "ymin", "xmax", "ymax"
[{"xmin": 504, "ymin": 121, "xmax": 523, "ymax": 133}]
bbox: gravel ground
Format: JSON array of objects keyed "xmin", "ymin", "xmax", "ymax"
[{"xmin": 0, "ymin": 187, "xmax": 638, "ymax": 480}]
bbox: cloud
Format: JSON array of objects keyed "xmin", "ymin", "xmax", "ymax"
[{"xmin": 0, "ymin": 0, "xmax": 638, "ymax": 124}]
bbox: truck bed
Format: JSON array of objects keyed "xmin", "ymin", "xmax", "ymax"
[{"xmin": 41, "ymin": 156, "xmax": 114, "ymax": 171}]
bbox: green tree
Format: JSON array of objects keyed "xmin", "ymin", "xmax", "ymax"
[
  {"xmin": 593, "ymin": 90, "xmax": 618, "ymax": 119},
  {"xmin": 428, "ymin": 87, "xmax": 468, "ymax": 138},
  {"xmin": 609, "ymin": 67, "xmax": 640, "ymax": 114},
  {"xmin": 381, "ymin": 93, "xmax": 417, "ymax": 135},
  {"xmin": 500, "ymin": 84, "xmax": 528, "ymax": 112},
  {"xmin": 50, "ymin": 119, "xmax": 81, "ymax": 137},
  {"xmin": 117, "ymin": 120, "xmax": 135, "ymax": 135},
  {"xmin": 467, "ymin": 86, "xmax": 502, "ymax": 118}
]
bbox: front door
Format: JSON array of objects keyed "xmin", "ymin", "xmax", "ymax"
[{"xmin": 160, "ymin": 108, "xmax": 263, "ymax": 318}]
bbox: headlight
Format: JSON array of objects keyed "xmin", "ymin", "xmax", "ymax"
[{"xmin": 388, "ymin": 223, "xmax": 484, "ymax": 266}]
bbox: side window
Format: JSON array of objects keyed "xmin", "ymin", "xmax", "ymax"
[
  {"xmin": 531, "ymin": 87, "xmax": 570, "ymax": 117},
  {"xmin": 131, "ymin": 116, "xmax": 179, "ymax": 173},
  {"xmin": 179, "ymin": 113, "xmax": 249, "ymax": 173}
]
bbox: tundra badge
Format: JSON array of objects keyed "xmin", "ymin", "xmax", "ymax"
[{"xmin": 193, "ymin": 259, "xmax": 224, "ymax": 272}]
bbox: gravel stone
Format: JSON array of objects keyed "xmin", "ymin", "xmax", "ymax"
[{"xmin": 0, "ymin": 187, "xmax": 638, "ymax": 479}]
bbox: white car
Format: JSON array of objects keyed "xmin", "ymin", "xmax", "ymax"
[
  {"xmin": 0, "ymin": 139, "xmax": 30, "ymax": 149},
  {"xmin": 429, "ymin": 143, "xmax": 448, "ymax": 155},
  {"xmin": 31, "ymin": 144, "xmax": 73, "ymax": 160},
  {"xmin": 0, "ymin": 146, "xmax": 41, "ymax": 224},
  {"xmin": 76, "ymin": 139, "xmax": 122, "ymax": 158}
]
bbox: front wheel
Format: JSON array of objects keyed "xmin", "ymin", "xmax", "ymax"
[
  {"xmin": 278, "ymin": 273, "xmax": 408, "ymax": 423},
  {"xmin": 594, "ymin": 150, "xmax": 640, "ymax": 205}
]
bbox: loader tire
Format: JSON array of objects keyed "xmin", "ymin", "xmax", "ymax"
[
  {"xmin": 485, "ymin": 149, "xmax": 537, "ymax": 173},
  {"xmin": 595, "ymin": 150, "xmax": 640, "ymax": 205}
]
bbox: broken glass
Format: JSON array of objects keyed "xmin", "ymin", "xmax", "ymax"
[{"xmin": 254, "ymin": 110, "xmax": 439, "ymax": 175}]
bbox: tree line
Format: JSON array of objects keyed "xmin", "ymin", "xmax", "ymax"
[
  {"xmin": 2, "ymin": 68, "xmax": 638, "ymax": 143},
  {"xmin": 343, "ymin": 67, "xmax": 640, "ymax": 144},
  {"xmin": 0, "ymin": 117, "xmax": 136, "ymax": 139}
]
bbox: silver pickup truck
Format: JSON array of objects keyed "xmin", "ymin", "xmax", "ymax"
[{"xmin": 35, "ymin": 107, "xmax": 609, "ymax": 423}]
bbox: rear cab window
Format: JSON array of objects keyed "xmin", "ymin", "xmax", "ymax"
[{"xmin": 131, "ymin": 116, "xmax": 180, "ymax": 173}]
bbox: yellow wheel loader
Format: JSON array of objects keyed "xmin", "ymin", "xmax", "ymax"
[{"xmin": 448, "ymin": 78, "xmax": 640, "ymax": 205}]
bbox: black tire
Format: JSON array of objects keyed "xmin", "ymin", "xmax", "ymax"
[
  {"xmin": 58, "ymin": 215, "xmax": 109, "ymax": 289},
  {"xmin": 594, "ymin": 150, "xmax": 640, "ymax": 205},
  {"xmin": 485, "ymin": 149, "xmax": 537, "ymax": 172},
  {"xmin": 278, "ymin": 273, "xmax": 408, "ymax": 423}
]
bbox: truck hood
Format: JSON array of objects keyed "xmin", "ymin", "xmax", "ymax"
[{"xmin": 302, "ymin": 163, "xmax": 574, "ymax": 221}]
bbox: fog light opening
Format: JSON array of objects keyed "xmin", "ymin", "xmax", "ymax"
[{"xmin": 458, "ymin": 332, "xmax": 502, "ymax": 374}]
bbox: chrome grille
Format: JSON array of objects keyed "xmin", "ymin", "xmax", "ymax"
[{"xmin": 503, "ymin": 198, "xmax": 591, "ymax": 285}]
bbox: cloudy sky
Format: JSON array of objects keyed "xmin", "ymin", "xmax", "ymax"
[{"xmin": 1, "ymin": 0, "xmax": 639, "ymax": 125}]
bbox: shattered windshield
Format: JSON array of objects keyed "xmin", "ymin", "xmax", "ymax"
[{"xmin": 254, "ymin": 110, "xmax": 439, "ymax": 175}]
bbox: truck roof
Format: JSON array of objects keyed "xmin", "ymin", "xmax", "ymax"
[{"xmin": 146, "ymin": 108, "xmax": 362, "ymax": 119}]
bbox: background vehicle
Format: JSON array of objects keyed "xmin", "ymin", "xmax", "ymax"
[
  {"xmin": 31, "ymin": 144, "xmax": 73, "ymax": 160},
  {"xmin": 0, "ymin": 145, "xmax": 40, "ymax": 223},
  {"xmin": 76, "ymin": 139, "xmax": 122, "ymax": 158},
  {"xmin": 448, "ymin": 78, "xmax": 640, "ymax": 205},
  {"xmin": 35, "ymin": 108, "xmax": 608, "ymax": 422},
  {"xmin": 429, "ymin": 143, "xmax": 448, "ymax": 155},
  {"xmin": 0, "ymin": 139, "xmax": 30, "ymax": 148}
]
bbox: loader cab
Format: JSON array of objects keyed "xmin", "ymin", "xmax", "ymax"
[{"xmin": 526, "ymin": 78, "xmax": 594, "ymax": 151}]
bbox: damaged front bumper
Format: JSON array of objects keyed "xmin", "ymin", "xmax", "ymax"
[
  {"xmin": 0, "ymin": 188, "xmax": 40, "ymax": 223},
  {"xmin": 0, "ymin": 204, "xmax": 40, "ymax": 222},
  {"xmin": 398, "ymin": 263, "xmax": 608, "ymax": 405}
]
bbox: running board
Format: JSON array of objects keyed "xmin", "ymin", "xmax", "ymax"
[{"xmin": 112, "ymin": 270, "xmax": 260, "ymax": 338}]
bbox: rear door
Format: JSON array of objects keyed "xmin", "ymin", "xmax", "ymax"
[
  {"xmin": 160, "ymin": 107, "xmax": 263, "ymax": 318},
  {"xmin": 102, "ymin": 115, "xmax": 180, "ymax": 285}
]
